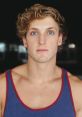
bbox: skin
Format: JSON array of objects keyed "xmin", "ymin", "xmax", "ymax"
[{"xmin": 0, "ymin": 16, "xmax": 82, "ymax": 117}]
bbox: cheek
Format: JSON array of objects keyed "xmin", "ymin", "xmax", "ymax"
[
  {"xmin": 27, "ymin": 43, "xmax": 36, "ymax": 54},
  {"xmin": 49, "ymin": 44, "xmax": 58, "ymax": 55},
  {"xmin": 49, "ymin": 39, "xmax": 58, "ymax": 49}
]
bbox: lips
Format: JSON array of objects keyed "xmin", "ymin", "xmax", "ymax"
[{"xmin": 36, "ymin": 49, "xmax": 48, "ymax": 51}]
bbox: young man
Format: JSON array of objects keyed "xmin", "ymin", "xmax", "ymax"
[{"xmin": 0, "ymin": 3, "xmax": 82, "ymax": 117}]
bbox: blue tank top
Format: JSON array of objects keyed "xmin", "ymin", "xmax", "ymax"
[{"xmin": 3, "ymin": 69, "xmax": 76, "ymax": 117}]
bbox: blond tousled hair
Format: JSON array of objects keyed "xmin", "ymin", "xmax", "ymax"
[{"xmin": 16, "ymin": 3, "xmax": 68, "ymax": 50}]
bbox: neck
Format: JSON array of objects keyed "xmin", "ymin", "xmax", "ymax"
[{"xmin": 26, "ymin": 57, "xmax": 61, "ymax": 83}]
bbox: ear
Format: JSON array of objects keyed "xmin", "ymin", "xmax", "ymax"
[
  {"xmin": 22, "ymin": 37, "xmax": 28, "ymax": 48},
  {"xmin": 58, "ymin": 34, "xmax": 63, "ymax": 46}
]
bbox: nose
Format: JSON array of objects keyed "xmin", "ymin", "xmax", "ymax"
[{"xmin": 38, "ymin": 35, "xmax": 46, "ymax": 45}]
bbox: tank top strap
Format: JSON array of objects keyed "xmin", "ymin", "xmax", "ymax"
[
  {"xmin": 62, "ymin": 68, "xmax": 71, "ymax": 94},
  {"xmin": 61, "ymin": 68, "xmax": 76, "ymax": 116},
  {"xmin": 62, "ymin": 68, "xmax": 69, "ymax": 84},
  {"xmin": 5, "ymin": 70, "xmax": 16, "ymax": 98}
]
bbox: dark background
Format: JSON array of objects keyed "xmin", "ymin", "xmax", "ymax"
[{"xmin": 0, "ymin": 0, "xmax": 82, "ymax": 75}]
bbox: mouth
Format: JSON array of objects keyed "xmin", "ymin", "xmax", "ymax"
[{"xmin": 36, "ymin": 49, "xmax": 48, "ymax": 52}]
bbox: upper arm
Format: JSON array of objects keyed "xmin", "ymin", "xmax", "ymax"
[
  {"xmin": 0, "ymin": 74, "xmax": 2, "ymax": 117},
  {"xmin": 0, "ymin": 96, "xmax": 2, "ymax": 117},
  {"xmin": 69, "ymin": 75, "xmax": 82, "ymax": 117},
  {"xmin": 0, "ymin": 76, "xmax": 2, "ymax": 117},
  {"xmin": 77, "ymin": 80, "xmax": 82, "ymax": 117},
  {"xmin": 76, "ymin": 89, "xmax": 82, "ymax": 117},
  {"xmin": 0, "ymin": 73, "xmax": 6, "ymax": 117}
]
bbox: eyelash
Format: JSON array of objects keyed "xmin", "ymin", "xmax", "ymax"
[
  {"xmin": 28, "ymin": 30, "xmax": 55, "ymax": 37},
  {"xmin": 30, "ymin": 31, "xmax": 38, "ymax": 36},
  {"xmin": 47, "ymin": 30, "xmax": 55, "ymax": 35}
]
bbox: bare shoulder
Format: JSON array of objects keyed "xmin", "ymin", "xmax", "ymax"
[
  {"xmin": 67, "ymin": 72, "xmax": 82, "ymax": 116},
  {"xmin": 67, "ymin": 72, "xmax": 82, "ymax": 88},
  {"xmin": 67, "ymin": 72, "xmax": 82, "ymax": 95},
  {"xmin": 0, "ymin": 64, "xmax": 26, "ymax": 95},
  {"xmin": 67, "ymin": 72, "xmax": 82, "ymax": 101},
  {"xmin": 9, "ymin": 64, "xmax": 28, "ymax": 86},
  {"xmin": 11, "ymin": 64, "xmax": 27, "ymax": 78}
]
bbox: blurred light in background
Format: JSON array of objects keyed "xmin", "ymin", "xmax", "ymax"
[
  {"xmin": 0, "ymin": 42, "xmax": 6, "ymax": 60},
  {"xmin": 68, "ymin": 43, "xmax": 76, "ymax": 49},
  {"xmin": 9, "ymin": 44, "xmax": 18, "ymax": 52},
  {"xmin": 18, "ymin": 45, "xmax": 27, "ymax": 63},
  {"xmin": 18, "ymin": 45, "xmax": 26, "ymax": 53},
  {"xmin": 66, "ymin": 43, "xmax": 77, "ymax": 63},
  {"xmin": 0, "ymin": 42, "xmax": 6, "ymax": 52}
]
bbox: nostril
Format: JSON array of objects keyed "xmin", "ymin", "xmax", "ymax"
[{"xmin": 39, "ymin": 37, "xmax": 46, "ymax": 45}]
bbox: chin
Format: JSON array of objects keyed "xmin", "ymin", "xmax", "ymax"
[{"xmin": 34, "ymin": 56, "xmax": 55, "ymax": 63}]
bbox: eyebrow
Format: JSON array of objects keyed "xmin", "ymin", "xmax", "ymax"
[
  {"xmin": 47, "ymin": 27, "xmax": 57, "ymax": 30},
  {"xmin": 29, "ymin": 27, "xmax": 57, "ymax": 31}
]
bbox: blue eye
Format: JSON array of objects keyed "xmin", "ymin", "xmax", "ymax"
[
  {"xmin": 30, "ymin": 31, "xmax": 38, "ymax": 36},
  {"xmin": 48, "ymin": 31, "xmax": 55, "ymax": 35}
]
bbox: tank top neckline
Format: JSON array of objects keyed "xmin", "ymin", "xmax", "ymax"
[{"xmin": 9, "ymin": 68, "xmax": 64, "ymax": 111}]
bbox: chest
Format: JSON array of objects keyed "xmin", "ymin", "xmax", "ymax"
[
  {"xmin": 3, "ymin": 74, "xmax": 76, "ymax": 117},
  {"xmin": 16, "ymin": 81, "xmax": 62, "ymax": 109},
  {"xmin": 4, "ymin": 79, "xmax": 76, "ymax": 117}
]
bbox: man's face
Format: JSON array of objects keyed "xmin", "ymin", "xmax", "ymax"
[{"xmin": 23, "ymin": 16, "xmax": 62, "ymax": 63}]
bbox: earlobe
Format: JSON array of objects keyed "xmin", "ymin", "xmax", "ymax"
[
  {"xmin": 22, "ymin": 37, "xmax": 28, "ymax": 48},
  {"xmin": 58, "ymin": 35, "xmax": 63, "ymax": 46},
  {"xmin": 58, "ymin": 40, "xmax": 62, "ymax": 46}
]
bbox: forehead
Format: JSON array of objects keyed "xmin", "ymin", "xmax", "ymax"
[{"xmin": 29, "ymin": 16, "xmax": 59, "ymax": 30}]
